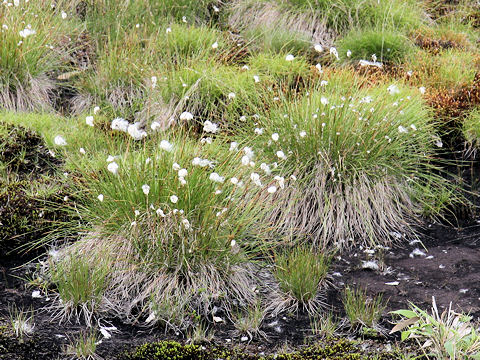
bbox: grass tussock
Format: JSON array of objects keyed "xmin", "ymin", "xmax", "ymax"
[
  {"xmin": 46, "ymin": 134, "xmax": 274, "ymax": 329},
  {"xmin": 271, "ymin": 245, "xmax": 331, "ymax": 315},
  {"xmin": 240, "ymin": 82, "xmax": 449, "ymax": 249},
  {"xmin": 0, "ymin": 0, "xmax": 81, "ymax": 111},
  {"xmin": 337, "ymin": 29, "xmax": 414, "ymax": 64}
]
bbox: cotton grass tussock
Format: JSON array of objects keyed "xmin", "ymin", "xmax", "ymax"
[
  {"xmin": 48, "ymin": 135, "xmax": 275, "ymax": 330},
  {"xmin": 238, "ymin": 83, "xmax": 452, "ymax": 250},
  {"xmin": 227, "ymin": 0, "xmax": 334, "ymax": 51},
  {"xmin": 0, "ymin": 0, "xmax": 80, "ymax": 111}
]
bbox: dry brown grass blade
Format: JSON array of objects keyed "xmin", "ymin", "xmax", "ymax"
[
  {"xmin": 57, "ymin": 70, "xmax": 82, "ymax": 80},
  {"xmin": 390, "ymin": 316, "xmax": 420, "ymax": 334}
]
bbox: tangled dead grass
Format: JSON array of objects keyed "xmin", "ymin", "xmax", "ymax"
[
  {"xmin": 50, "ymin": 221, "xmax": 261, "ymax": 331},
  {"xmin": 227, "ymin": 0, "xmax": 335, "ymax": 48},
  {"xmin": 0, "ymin": 76, "xmax": 56, "ymax": 112},
  {"xmin": 265, "ymin": 171, "xmax": 417, "ymax": 250}
]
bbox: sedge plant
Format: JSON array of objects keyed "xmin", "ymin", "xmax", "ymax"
[
  {"xmin": 0, "ymin": 0, "xmax": 80, "ymax": 111},
  {"xmin": 236, "ymin": 80, "xmax": 455, "ymax": 250},
  {"xmin": 48, "ymin": 131, "xmax": 276, "ymax": 330},
  {"xmin": 343, "ymin": 287, "xmax": 386, "ymax": 332},
  {"xmin": 270, "ymin": 245, "xmax": 331, "ymax": 316}
]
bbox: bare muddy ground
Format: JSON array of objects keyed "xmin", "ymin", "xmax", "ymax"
[{"xmin": 1, "ymin": 221, "xmax": 479, "ymax": 359}]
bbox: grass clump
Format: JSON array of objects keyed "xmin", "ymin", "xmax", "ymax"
[
  {"xmin": 463, "ymin": 107, "xmax": 480, "ymax": 154},
  {"xmin": 411, "ymin": 25, "xmax": 473, "ymax": 53},
  {"xmin": 74, "ymin": 23, "xmax": 228, "ymax": 118},
  {"xmin": 240, "ymin": 83, "xmax": 450, "ymax": 249},
  {"xmin": 233, "ymin": 302, "xmax": 266, "ymax": 339},
  {"xmin": 410, "ymin": 49, "xmax": 480, "ymax": 91},
  {"xmin": 227, "ymin": 0, "xmax": 333, "ymax": 50},
  {"xmin": 343, "ymin": 287, "xmax": 386, "ymax": 332},
  {"xmin": 8, "ymin": 305, "xmax": 34, "ymax": 341},
  {"xmin": 48, "ymin": 134, "xmax": 272, "ymax": 330},
  {"xmin": 281, "ymin": 0, "xmax": 425, "ymax": 34},
  {"xmin": 242, "ymin": 25, "xmax": 312, "ymax": 55},
  {"xmin": 272, "ymin": 246, "xmax": 331, "ymax": 315},
  {"xmin": 310, "ymin": 313, "xmax": 339, "ymax": 339},
  {"xmin": 49, "ymin": 253, "xmax": 110, "ymax": 327},
  {"xmin": 64, "ymin": 330, "xmax": 101, "ymax": 360},
  {"xmin": 0, "ymin": 0, "xmax": 80, "ymax": 111},
  {"xmin": 158, "ymin": 61, "xmax": 268, "ymax": 127},
  {"xmin": 247, "ymin": 52, "xmax": 311, "ymax": 85},
  {"xmin": 337, "ymin": 29, "xmax": 414, "ymax": 64}
]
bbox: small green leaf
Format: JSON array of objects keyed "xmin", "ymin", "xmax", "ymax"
[
  {"xmin": 444, "ymin": 340, "xmax": 454, "ymax": 358},
  {"xmin": 391, "ymin": 309, "xmax": 418, "ymax": 318}
]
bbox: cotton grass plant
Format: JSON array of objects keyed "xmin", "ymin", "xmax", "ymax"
[
  {"xmin": 227, "ymin": 0, "xmax": 334, "ymax": 48},
  {"xmin": 0, "ymin": 0, "xmax": 80, "ymax": 111},
  {"xmin": 158, "ymin": 61, "xmax": 267, "ymax": 128},
  {"xmin": 285, "ymin": 0, "xmax": 425, "ymax": 34},
  {"xmin": 48, "ymin": 132, "xmax": 275, "ymax": 330},
  {"xmin": 229, "ymin": 0, "xmax": 425, "ymax": 39},
  {"xmin": 72, "ymin": 23, "xmax": 234, "ymax": 119},
  {"xmin": 238, "ymin": 81, "xmax": 450, "ymax": 250}
]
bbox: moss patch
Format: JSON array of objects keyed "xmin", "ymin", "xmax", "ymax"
[
  {"xmin": 0, "ymin": 179, "xmax": 70, "ymax": 256},
  {"xmin": 123, "ymin": 339, "xmax": 400, "ymax": 360},
  {"xmin": 0, "ymin": 123, "xmax": 61, "ymax": 178}
]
